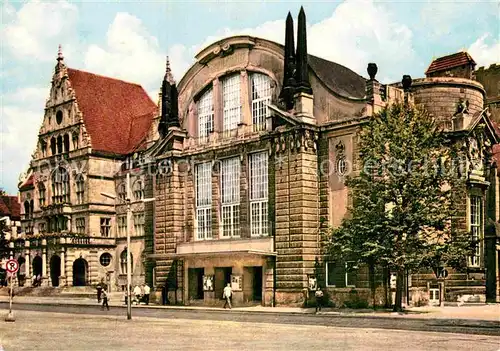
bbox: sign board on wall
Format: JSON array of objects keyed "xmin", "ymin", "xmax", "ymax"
[
  {"xmin": 231, "ymin": 275, "xmax": 242, "ymax": 291},
  {"xmin": 203, "ymin": 275, "xmax": 214, "ymax": 291},
  {"xmin": 308, "ymin": 275, "xmax": 317, "ymax": 291}
]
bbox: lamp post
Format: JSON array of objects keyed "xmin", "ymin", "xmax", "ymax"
[{"xmin": 102, "ymin": 172, "xmax": 154, "ymax": 320}]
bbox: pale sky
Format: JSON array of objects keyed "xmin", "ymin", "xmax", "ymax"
[{"xmin": 1, "ymin": 0, "xmax": 499, "ymax": 194}]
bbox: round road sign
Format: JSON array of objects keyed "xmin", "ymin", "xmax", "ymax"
[{"xmin": 5, "ymin": 259, "xmax": 19, "ymax": 274}]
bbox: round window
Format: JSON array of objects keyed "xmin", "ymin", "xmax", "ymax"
[
  {"xmin": 56, "ymin": 111, "xmax": 63, "ymax": 124},
  {"xmin": 337, "ymin": 157, "xmax": 347, "ymax": 175},
  {"xmin": 99, "ymin": 253, "xmax": 112, "ymax": 267}
]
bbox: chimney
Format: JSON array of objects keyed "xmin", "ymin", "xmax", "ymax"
[{"xmin": 293, "ymin": 6, "xmax": 314, "ymax": 124}]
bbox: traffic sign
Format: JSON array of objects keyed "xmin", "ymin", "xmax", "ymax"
[{"xmin": 5, "ymin": 259, "xmax": 19, "ymax": 274}]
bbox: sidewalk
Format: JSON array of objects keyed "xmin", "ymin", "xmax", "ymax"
[{"xmin": 1, "ymin": 295, "xmax": 499, "ymax": 322}]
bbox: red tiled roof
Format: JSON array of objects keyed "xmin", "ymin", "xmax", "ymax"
[
  {"xmin": 19, "ymin": 174, "xmax": 34, "ymax": 191},
  {"xmin": 0, "ymin": 195, "xmax": 21, "ymax": 220},
  {"xmin": 67, "ymin": 68, "xmax": 157, "ymax": 155},
  {"xmin": 425, "ymin": 52, "xmax": 476, "ymax": 75}
]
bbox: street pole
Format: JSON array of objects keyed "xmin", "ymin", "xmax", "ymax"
[
  {"xmin": 126, "ymin": 172, "xmax": 132, "ymax": 320},
  {"xmin": 5, "ymin": 273, "xmax": 15, "ymax": 322}
]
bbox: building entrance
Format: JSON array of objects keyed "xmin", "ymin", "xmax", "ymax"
[
  {"xmin": 188, "ymin": 268, "xmax": 204, "ymax": 300},
  {"xmin": 50, "ymin": 255, "xmax": 61, "ymax": 287},
  {"xmin": 215, "ymin": 267, "xmax": 232, "ymax": 300},
  {"xmin": 73, "ymin": 258, "xmax": 88, "ymax": 286}
]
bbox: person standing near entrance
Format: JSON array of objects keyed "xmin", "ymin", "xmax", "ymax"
[
  {"xmin": 96, "ymin": 282, "xmax": 103, "ymax": 303},
  {"xmin": 223, "ymin": 283, "xmax": 232, "ymax": 309},
  {"xmin": 143, "ymin": 283, "xmax": 150, "ymax": 305},
  {"xmin": 315, "ymin": 286, "xmax": 324, "ymax": 313},
  {"xmin": 101, "ymin": 289, "xmax": 110, "ymax": 311}
]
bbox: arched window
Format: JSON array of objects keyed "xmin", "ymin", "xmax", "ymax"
[
  {"xmin": 40, "ymin": 140, "xmax": 47, "ymax": 157},
  {"xmin": 120, "ymin": 249, "xmax": 133, "ymax": 274},
  {"xmin": 50, "ymin": 137, "xmax": 56, "ymax": 155},
  {"xmin": 118, "ymin": 183, "xmax": 126, "ymax": 202},
  {"xmin": 76, "ymin": 175, "xmax": 85, "ymax": 204},
  {"xmin": 133, "ymin": 180, "xmax": 144, "ymax": 201},
  {"xmin": 38, "ymin": 183, "xmax": 46, "ymax": 207},
  {"xmin": 63, "ymin": 134, "xmax": 70, "ymax": 153},
  {"xmin": 250, "ymin": 73, "xmax": 272, "ymax": 132},
  {"xmin": 72, "ymin": 132, "xmax": 79, "ymax": 150},
  {"xmin": 57, "ymin": 136, "xmax": 63, "ymax": 154},
  {"xmin": 52, "ymin": 167, "xmax": 70, "ymax": 204}
]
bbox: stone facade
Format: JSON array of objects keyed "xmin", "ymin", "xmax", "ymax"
[{"xmin": 14, "ymin": 49, "xmax": 158, "ymax": 291}]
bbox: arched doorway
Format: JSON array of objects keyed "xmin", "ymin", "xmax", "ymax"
[
  {"xmin": 73, "ymin": 258, "xmax": 88, "ymax": 286},
  {"xmin": 50, "ymin": 256, "xmax": 61, "ymax": 287},
  {"xmin": 32, "ymin": 256, "xmax": 42, "ymax": 277}
]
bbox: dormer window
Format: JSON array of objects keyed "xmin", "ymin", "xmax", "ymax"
[
  {"xmin": 198, "ymin": 88, "xmax": 214, "ymax": 143},
  {"xmin": 222, "ymin": 74, "xmax": 241, "ymax": 134}
]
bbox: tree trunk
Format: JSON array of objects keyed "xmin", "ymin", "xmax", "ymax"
[
  {"xmin": 393, "ymin": 268, "xmax": 404, "ymax": 312},
  {"xmin": 383, "ymin": 266, "xmax": 389, "ymax": 308},
  {"xmin": 369, "ymin": 262, "xmax": 376, "ymax": 308}
]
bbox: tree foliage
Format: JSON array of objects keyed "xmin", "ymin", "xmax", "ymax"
[{"xmin": 325, "ymin": 102, "xmax": 475, "ymax": 311}]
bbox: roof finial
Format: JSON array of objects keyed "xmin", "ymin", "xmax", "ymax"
[
  {"xmin": 57, "ymin": 44, "xmax": 64, "ymax": 62},
  {"xmin": 164, "ymin": 56, "xmax": 175, "ymax": 84}
]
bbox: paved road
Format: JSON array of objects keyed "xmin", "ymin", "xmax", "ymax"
[
  {"xmin": 1, "ymin": 302, "xmax": 499, "ymax": 336},
  {"xmin": 1, "ymin": 309, "xmax": 499, "ymax": 351}
]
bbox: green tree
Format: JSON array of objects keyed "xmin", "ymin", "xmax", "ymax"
[{"xmin": 326, "ymin": 102, "xmax": 474, "ymax": 311}]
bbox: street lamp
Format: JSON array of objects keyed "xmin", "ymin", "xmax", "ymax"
[{"xmin": 101, "ymin": 172, "xmax": 154, "ymax": 320}]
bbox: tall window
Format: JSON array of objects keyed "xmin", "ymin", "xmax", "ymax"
[
  {"xmin": 120, "ymin": 249, "xmax": 133, "ymax": 274},
  {"xmin": 50, "ymin": 137, "xmax": 56, "ymax": 155},
  {"xmin": 198, "ymin": 88, "xmax": 214, "ymax": 143},
  {"xmin": 469, "ymin": 195, "xmax": 482, "ymax": 267},
  {"xmin": 51, "ymin": 167, "xmax": 70, "ymax": 204},
  {"xmin": 221, "ymin": 157, "xmax": 240, "ymax": 237},
  {"xmin": 250, "ymin": 73, "xmax": 272, "ymax": 132},
  {"xmin": 38, "ymin": 183, "xmax": 46, "ymax": 207},
  {"xmin": 117, "ymin": 215, "xmax": 127, "ymax": 237},
  {"xmin": 63, "ymin": 134, "xmax": 70, "ymax": 153},
  {"xmin": 76, "ymin": 176, "xmax": 85, "ymax": 204},
  {"xmin": 222, "ymin": 74, "xmax": 241, "ymax": 134},
  {"xmin": 249, "ymin": 152, "xmax": 268, "ymax": 236},
  {"xmin": 133, "ymin": 180, "xmax": 144, "ymax": 201},
  {"xmin": 100, "ymin": 217, "xmax": 111, "ymax": 237},
  {"xmin": 133, "ymin": 213, "xmax": 145, "ymax": 236},
  {"xmin": 75, "ymin": 218, "xmax": 85, "ymax": 234},
  {"xmin": 196, "ymin": 162, "xmax": 212, "ymax": 240},
  {"xmin": 118, "ymin": 183, "xmax": 126, "ymax": 202}
]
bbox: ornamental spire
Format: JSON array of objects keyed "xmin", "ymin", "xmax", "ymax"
[
  {"xmin": 279, "ymin": 11, "xmax": 297, "ymax": 110},
  {"xmin": 295, "ymin": 6, "xmax": 312, "ymax": 94},
  {"xmin": 164, "ymin": 56, "xmax": 175, "ymax": 85}
]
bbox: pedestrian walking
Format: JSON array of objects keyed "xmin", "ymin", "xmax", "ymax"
[
  {"xmin": 96, "ymin": 282, "xmax": 103, "ymax": 303},
  {"xmin": 223, "ymin": 283, "xmax": 232, "ymax": 309},
  {"xmin": 143, "ymin": 283, "xmax": 150, "ymax": 305},
  {"xmin": 315, "ymin": 286, "xmax": 324, "ymax": 313},
  {"xmin": 101, "ymin": 290, "xmax": 110, "ymax": 311}
]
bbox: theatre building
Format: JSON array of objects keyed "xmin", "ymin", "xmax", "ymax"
[{"xmin": 148, "ymin": 8, "xmax": 500, "ymax": 306}]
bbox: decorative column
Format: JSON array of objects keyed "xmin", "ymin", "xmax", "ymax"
[
  {"xmin": 42, "ymin": 239, "xmax": 47, "ymax": 285},
  {"xmin": 240, "ymin": 70, "xmax": 251, "ymax": 130},
  {"xmin": 25, "ymin": 241, "xmax": 31, "ymax": 284},
  {"xmin": 60, "ymin": 237, "xmax": 66, "ymax": 286}
]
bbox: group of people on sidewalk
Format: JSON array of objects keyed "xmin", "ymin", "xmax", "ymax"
[{"xmin": 124, "ymin": 284, "xmax": 151, "ymax": 305}]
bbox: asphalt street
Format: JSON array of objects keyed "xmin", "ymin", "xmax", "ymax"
[
  {"xmin": 1, "ymin": 309, "xmax": 499, "ymax": 351},
  {"xmin": 1, "ymin": 302, "xmax": 499, "ymax": 337}
]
